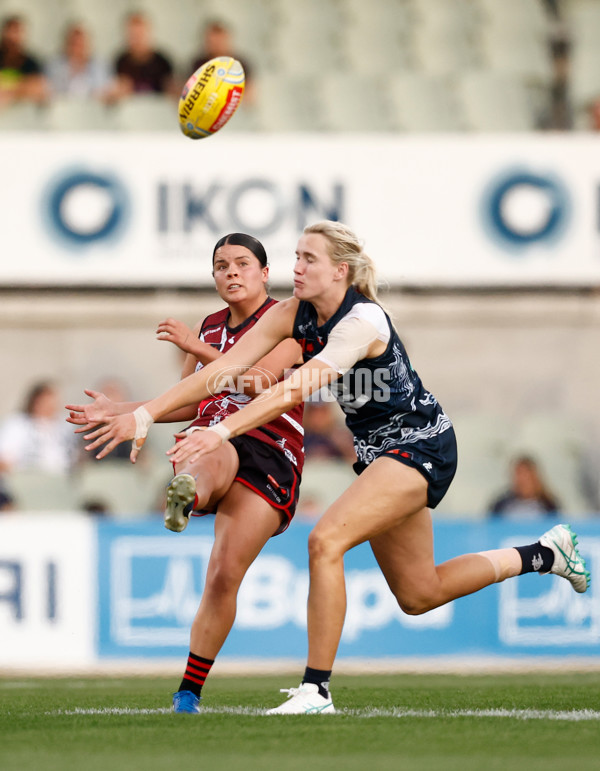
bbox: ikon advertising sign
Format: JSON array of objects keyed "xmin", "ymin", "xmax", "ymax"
[{"xmin": 0, "ymin": 134, "xmax": 600, "ymax": 288}]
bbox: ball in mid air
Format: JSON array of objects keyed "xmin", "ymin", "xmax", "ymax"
[{"xmin": 178, "ymin": 56, "xmax": 245, "ymax": 139}]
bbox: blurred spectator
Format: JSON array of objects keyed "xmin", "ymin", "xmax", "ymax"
[
  {"xmin": 543, "ymin": 38, "xmax": 573, "ymax": 131},
  {"xmin": 489, "ymin": 455, "xmax": 560, "ymax": 519},
  {"xmin": 107, "ymin": 12, "xmax": 175, "ymax": 102},
  {"xmin": 538, "ymin": 0, "xmax": 573, "ymax": 131},
  {"xmin": 303, "ymin": 399, "xmax": 356, "ymax": 463},
  {"xmin": 189, "ymin": 19, "xmax": 254, "ymax": 104},
  {"xmin": 81, "ymin": 498, "xmax": 109, "ymax": 516},
  {"xmin": 587, "ymin": 98, "xmax": 600, "ymax": 132},
  {"xmin": 0, "ymin": 487, "xmax": 15, "ymax": 511},
  {"xmin": 0, "ymin": 380, "xmax": 76, "ymax": 474},
  {"xmin": 45, "ymin": 22, "xmax": 111, "ymax": 100},
  {"xmin": 0, "ymin": 15, "xmax": 47, "ymax": 108}
]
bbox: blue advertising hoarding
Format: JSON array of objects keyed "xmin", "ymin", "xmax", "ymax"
[{"xmin": 97, "ymin": 519, "xmax": 600, "ymax": 662}]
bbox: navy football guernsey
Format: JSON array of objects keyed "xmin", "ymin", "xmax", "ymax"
[{"xmin": 292, "ymin": 288, "xmax": 455, "ymax": 492}]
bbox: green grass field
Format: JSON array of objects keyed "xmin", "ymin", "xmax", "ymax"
[{"xmin": 1, "ymin": 673, "xmax": 599, "ymax": 771}]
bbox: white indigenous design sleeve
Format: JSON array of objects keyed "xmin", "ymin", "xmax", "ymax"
[{"xmin": 313, "ymin": 303, "xmax": 390, "ymax": 375}]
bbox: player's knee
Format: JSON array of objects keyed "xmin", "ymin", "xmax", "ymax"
[
  {"xmin": 307, "ymin": 527, "xmax": 344, "ymax": 564},
  {"xmin": 395, "ymin": 592, "xmax": 436, "ymax": 616},
  {"xmin": 204, "ymin": 560, "xmax": 242, "ymax": 598}
]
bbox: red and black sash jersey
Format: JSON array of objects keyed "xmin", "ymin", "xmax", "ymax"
[{"xmin": 194, "ymin": 297, "xmax": 304, "ymax": 472}]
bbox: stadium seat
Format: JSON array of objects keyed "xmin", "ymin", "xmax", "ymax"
[
  {"xmin": 318, "ymin": 72, "xmax": 396, "ymax": 132},
  {"xmin": 473, "ymin": 0, "xmax": 552, "ymax": 36},
  {"xmin": 435, "ymin": 411, "xmax": 512, "ymax": 518},
  {"xmin": 74, "ymin": 459, "xmax": 163, "ymax": 516},
  {"xmin": 110, "ymin": 94, "xmax": 178, "ymax": 132},
  {"xmin": 340, "ymin": 24, "xmax": 413, "ymax": 73},
  {"xmin": 342, "ymin": 0, "xmax": 413, "ymax": 32},
  {"xmin": 251, "ymin": 72, "xmax": 323, "ymax": 131},
  {"xmin": 456, "ymin": 71, "xmax": 539, "ymax": 131},
  {"xmin": 411, "ymin": 0, "xmax": 481, "ymax": 34},
  {"xmin": 338, "ymin": 0, "xmax": 413, "ymax": 71},
  {"xmin": 412, "ymin": 26, "xmax": 480, "ymax": 75},
  {"xmin": 388, "ymin": 72, "xmax": 465, "ymax": 131},
  {"xmin": 560, "ymin": 0, "xmax": 600, "ymax": 38},
  {"xmin": 570, "ymin": 50, "xmax": 600, "ymax": 113},
  {"xmin": 5, "ymin": 470, "xmax": 79, "ymax": 512},
  {"xmin": 568, "ymin": 0, "xmax": 600, "ymax": 118},
  {"xmin": 479, "ymin": 27, "xmax": 554, "ymax": 84},
  {"xmin": 44, "ymin": 97, "xmax": 112, "ymax": 131},
  {"xmin": 0, "ymin": 102, "xmax": 45, "ymax": 131},
  {"xmin": 267, "ymin": 0, "xmax": 344, "ymax": 75},
  {"xmin": 299, "ymin": 458, "xmax": 357, "ymax": 513}
]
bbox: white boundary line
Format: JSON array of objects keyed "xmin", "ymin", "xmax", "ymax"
[{"xmin": 47, "ymin": 706, "xmax": 600, "ymax": 721}]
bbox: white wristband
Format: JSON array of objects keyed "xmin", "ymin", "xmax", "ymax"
[
  {"xmin": 132, "ymin": 405, "xmax": 154, "ymax": 447},
  {"xmin": 205, "ymin": 422, "xmax": 231, "ymax": 444}
]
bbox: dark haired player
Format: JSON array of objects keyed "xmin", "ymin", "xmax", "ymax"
[{"xmin": 67, "ymin": 233, "xmax": 303, "ymax": 713}]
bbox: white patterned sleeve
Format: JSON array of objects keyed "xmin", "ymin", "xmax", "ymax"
[{"xmin": 313, "ymin": 315, "xmax": 384, "ymax": 375}]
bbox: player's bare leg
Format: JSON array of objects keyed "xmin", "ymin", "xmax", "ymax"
[
  {"xmin": 174, "ymin": 483, "xmax": 282, "ymax": 713},
  {"xmin": 304, "ymin": 458, "xmax": 430, "ymax": 671},
  {"xmin": 188, "ymin": 482, "xmax": 283, "ymax": 656},
  {"xmin": 266, "ymin": 458, "xmax": 428, "ymax": 714},
  {"xmin": 369, "ymin": 506, "xmax": 499, "ymax": 616}
]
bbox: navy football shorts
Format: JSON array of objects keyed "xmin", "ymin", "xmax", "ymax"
[{"xmin": 353, "ymin": 426, "xmax": 458, "ymax": 509}]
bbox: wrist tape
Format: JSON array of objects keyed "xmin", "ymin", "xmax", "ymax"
[
  {"xmin": 132, "ymin": 405, "xmax": 154, "ymax": 448},
  {"xmin": 205, "ymin": 422, "xmax": 231, "ymax": 444}
]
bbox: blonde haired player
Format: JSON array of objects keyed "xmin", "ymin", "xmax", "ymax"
[{"xmin": 82, "ymin": 221, "xmax": 590, "ymax": 714}]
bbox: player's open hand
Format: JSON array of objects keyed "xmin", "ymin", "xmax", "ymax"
[
  {"xmin": 156, "ymin": 318, "xmax": 195, "ymax": 354},
  {"xmin": 83, "ymin": 413, "xmax": 143, "ymax": 462},
  {"xmin": 65, "ymin": 389, "xmax": 114, "ymax": 432},
  {"xmin": 166, "ymin": 428, "xmax": 222, "ymax": 465}
]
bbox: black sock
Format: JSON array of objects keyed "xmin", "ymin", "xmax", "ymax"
[
  {"xmin": 515, "ymin": 542, "xmax": 554, "ymax": 574},
  {"xmin": 302, "ymin": 666, "xmax": 332, "ymax": 699},
  {"xmin": 178, "ymin": 652, "xmax": 214, "ymax": 697}
]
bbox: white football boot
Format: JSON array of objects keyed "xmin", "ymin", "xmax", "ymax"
[
  {"xmin": 539, "ymin": 524, "xmax": 590, "ymax": 594},
  {"xmin": 266, "ymin": 683, "xmax": 335, "ymax": 715},
  {"xmin": 164, "ymin": 474, "xmax": 197, "ymax": 532}
]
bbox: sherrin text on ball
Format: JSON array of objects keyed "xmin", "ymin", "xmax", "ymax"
[{"xmin": 178, "ymin": 56, "xmax": 245, "ymax": 139}]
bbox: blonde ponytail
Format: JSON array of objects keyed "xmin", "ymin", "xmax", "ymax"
[{"xmin": 303, "ymin": 221, "xmax": 379, "ymax": 302}]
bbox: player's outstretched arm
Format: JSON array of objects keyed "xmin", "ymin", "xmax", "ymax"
[
  {"xmin": 166, "ymin": 313, "xmax": 387, "ymax": 465},
  {"xmin": 66, "ymin": 390, "xmax": 199, "ymax": 433},
  {"xmin": 83, "ymin": 300, "xmax": 297, "ymax": 461},
  {"xmin": 166, "ymin": 358, "xmax": 340, "ymax": 465}
]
